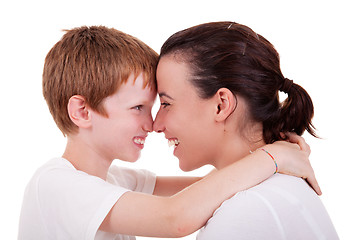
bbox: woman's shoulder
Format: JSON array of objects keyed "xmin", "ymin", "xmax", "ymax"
[
  {"xmin": 197, "ymin": 175, "xmax": 302, "ymax": 239},
  {"xmin": 209, "ymin": 173, "xmax": 319, "ymax": 220},
  {"xmin": 235, "ymin": 173, "xmax": 318, "ymax": 204},
  {"xmin": 197, "ymin": 174, "xmax": 336, "ymax": 240}
]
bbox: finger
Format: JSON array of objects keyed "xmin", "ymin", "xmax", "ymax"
[
  {"xmin": 286, "ymin": 133, "xmax": 311, "ymax": 154},
  {"xmin": 304, "ymin": 173, "xmax": 322, "ymax": 196},
  {"xmin": 280, "ymin": 132, "xmax": 286, "ymax": 139}
]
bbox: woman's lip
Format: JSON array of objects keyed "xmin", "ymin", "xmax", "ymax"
[{"xmin": 167, "ymin": 138, "xmax": 180, "ymax": 147}]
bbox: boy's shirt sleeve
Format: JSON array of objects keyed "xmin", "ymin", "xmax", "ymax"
[
  {"xmin": 19, "ymin": 158, "xmax": 129, "ymax": 240},
  {"xmin": 38, "ymin": 165, "xmax": 128, "ymax": 239},
  {"xmin": 107, "ymin": 164, "xmax": 157, "ymax": 194}
]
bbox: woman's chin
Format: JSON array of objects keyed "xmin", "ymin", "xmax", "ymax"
[{"xmin": 178, "ymin": 158, "xmax": 198, "ymax": 172}]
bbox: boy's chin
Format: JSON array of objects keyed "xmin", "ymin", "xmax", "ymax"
[
  {"xmin": 115, "ymin": 153, "xmax": 141, "ymax": 163},
  {"xmin": 127, "ymin": 153, "xmax": 141, "ymax": 163}
]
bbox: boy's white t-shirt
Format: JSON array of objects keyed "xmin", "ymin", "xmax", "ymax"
[
  {"xmin": 197, "ymin": 174, "xmax": 339, "ymax": 240},
  {"xmin": 18, "ymin": 158, "xmax": 156, "ymax": 240}
]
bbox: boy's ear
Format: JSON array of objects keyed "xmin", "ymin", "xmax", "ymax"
[
  {"xmin": 67, "ymin": 95, "xmax": 92, "ymax": 129},
  {"xmin": 213, "ymin": 88, "xmax": 237, "ymax": 122}
]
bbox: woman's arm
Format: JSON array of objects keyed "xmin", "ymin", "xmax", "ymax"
[{"xmin": 100, "ymin": 136, "xmax": 319, "ymax": 237}]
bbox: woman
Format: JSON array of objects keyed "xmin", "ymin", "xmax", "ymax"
[{"xmin": 154, "ymin": 22, "xmax": 338, "ymax": 239}]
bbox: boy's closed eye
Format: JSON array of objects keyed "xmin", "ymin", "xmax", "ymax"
[{"xmin": 132, "ymin": 105, "xmax": 143, "ymax": 111}]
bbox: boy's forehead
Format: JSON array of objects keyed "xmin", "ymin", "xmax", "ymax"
[
  {"xmin": 117, "ymin": 73, "xmax": 156, "ymax": 99},
  {"xmin": 121, "ymin": 72, "xmax": 155, "ymax": 90}
]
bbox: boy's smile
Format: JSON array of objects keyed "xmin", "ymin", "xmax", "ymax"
[
  {"xmin": 90, "ymin": 73, "xmax": 156, "ymax": 163},
  {"xmin": 133, "ymin": 135, "xmax": 147, "ymax": 149}
]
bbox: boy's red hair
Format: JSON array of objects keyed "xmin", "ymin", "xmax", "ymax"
[{"xmin": 43, "ymin": 26, "xmax": 158, "ymax": 135}]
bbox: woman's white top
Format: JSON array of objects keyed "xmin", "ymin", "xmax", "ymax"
[{"xmin": 197, "ymin": 174, "xmax": 338, "ymax": 240}]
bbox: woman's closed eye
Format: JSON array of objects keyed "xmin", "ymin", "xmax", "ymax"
[{"xmin": 160, "ymin": 102, "xmax": 170, "ymax": 108}]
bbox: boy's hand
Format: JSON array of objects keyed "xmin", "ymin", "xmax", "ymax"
[{"xmin": 266, "ymin": 133, "xmax": 322, "ymax": 195}]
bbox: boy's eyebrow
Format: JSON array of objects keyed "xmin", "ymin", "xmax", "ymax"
[{"xmin": 158, "ymin": 92, "xmax": 174, "ymax": 100}]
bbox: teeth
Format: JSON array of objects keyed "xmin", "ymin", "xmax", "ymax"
[
  {"xmin": 168, "ymin": 139, "xmax": 179, "ymax": 147},
  {"xmin": 134, "ymin": 138, "xmax": 145, "ymax": 145}
]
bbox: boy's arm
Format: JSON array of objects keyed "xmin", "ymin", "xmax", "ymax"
[
  {"xmin": 100, "ymin": 138, "xmax": 319, "ymax": 237},
  {"xmin": 100, "ymin": 149, "xmax": 273, "ymax": 237},
  {"xmin": 153, "ymin": 170, "xmax": 216, "ymax": 196},
  {"xmin": 153, "ymin": 176, "xmax": 203, "ymax": 196}
]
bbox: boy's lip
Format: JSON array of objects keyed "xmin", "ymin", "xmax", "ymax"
[{"xmin": 133, "ymin": 136, "xmax": 147, "ymax": 149}]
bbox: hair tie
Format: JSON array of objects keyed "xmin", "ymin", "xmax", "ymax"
[{"xmin": 280, "ymin": 78, "xmax": 294, "ymax": 93}]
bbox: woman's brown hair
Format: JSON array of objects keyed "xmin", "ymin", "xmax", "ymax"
[{"xmin": 160, "ymin": 21, "xmax": 316, "ymax": 143}]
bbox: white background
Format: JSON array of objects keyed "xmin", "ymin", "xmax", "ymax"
[{"xmin": 1, "ymin": 0, "xmax": 359, "ymax": 239}]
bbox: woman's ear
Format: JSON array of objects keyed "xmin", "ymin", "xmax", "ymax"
[
  {"xmin": 214, "ymin": 88, "xmax": 237, "ymax": 122},
  {"xmin": 67, "ymin": 95, "xmax": 92, "ymax": 129}
]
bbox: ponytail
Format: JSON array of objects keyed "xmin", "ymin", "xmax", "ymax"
[{"xmin": 263, "ymin": 78, "xmax": 317, "ymax": 143}]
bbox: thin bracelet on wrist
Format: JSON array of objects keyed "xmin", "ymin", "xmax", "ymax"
[{"xmin": 261, "ymin": 148, "xmax": 278, "ymax": 174}]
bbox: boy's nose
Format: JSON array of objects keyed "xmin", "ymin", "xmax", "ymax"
[
  {"xmin": 142, "ymin": 114, "xmax": 154, "ymax": 132},
  {"xmin": 153, "ymin": 112, "xmax": 165, "ymax": 133}
]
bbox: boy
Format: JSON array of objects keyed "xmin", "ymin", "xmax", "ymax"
[{"xmin": 18, "ymin": 26, "xmax": 318, "ymax": 239}]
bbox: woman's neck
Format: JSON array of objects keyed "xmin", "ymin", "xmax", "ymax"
[{"xmin": 213, "ymin": 127, "xmax": 266, "ymax": 170}]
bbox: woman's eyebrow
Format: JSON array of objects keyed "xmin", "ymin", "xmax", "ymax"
[{"xmin": 158, "ymin": 92, "xmax": 174, "ymax": 100}]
